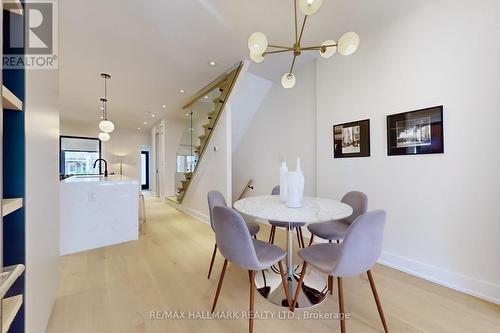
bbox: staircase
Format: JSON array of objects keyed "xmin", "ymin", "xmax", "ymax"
[{"xmin": 176, "ymin": 63, "xmax": 243, "ymax": 203}]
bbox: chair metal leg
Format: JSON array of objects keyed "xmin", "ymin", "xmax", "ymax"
[
  {"xmin": 211, "ymin": 259, "xmax": 228, "ymax": 313},
  {"xmin": 338, "ymin": 277, "xmax": 346, "ymax": 333},
  {"xmin": 248, "ymin": 270, "xmax": 256, "ymax": 333},
  {"xmin": 269, "ymin": 226, "xmax": 276, "ymax": 244},
  {"xmin": 298, "ymin": 227, "xmax": 305, "ymax": 248},
  {"xmin": 207, "ymin": 243, "xmax": 218, "ymax": 279},
  {"xmin": 296, "ymin": 228, "xmax": 303, "ymax": 248},
  {"xmin": 367, "ymin": 270, "xmax": 389, "ymax": 333},
  {"xmin": 278, "ymin": 261, "xmax": 292, "ymax": 309},
  {"xmin": 308, "ymin": 234, "xmax": 314, "ymax": 246},
  {"xmin": 328, "ymin": 275, "xmax": 333, "ymax": 295},
  {"xmin": 291, "ymin": 262, "xmax": 308, "ymax": 312}
]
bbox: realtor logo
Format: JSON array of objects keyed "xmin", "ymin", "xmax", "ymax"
[{"xmin": 3, "ymin": 0, "xmax": 58, "ymax": 69}]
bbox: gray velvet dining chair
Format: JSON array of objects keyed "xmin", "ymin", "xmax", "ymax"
[
  {"xmin": 268, "ymin": 185, "xmax": 306, "ymax": 248},
  {"xmin": 207, "ymin": 191, "xmax": 260, "ymax": 279},
  {"xmin": 292, "ymin": 210, "xmax": 389, "ymax": 333},
  {"xmin": 307, "ymin": 191, "xmax": 368, "ymax": 293},
  {"xmin": 210, "ymin": 206, "xmax": 291, "ymax": 333},
  {"xmin": 307, "ymin": 191, "xmax": 368, "ymax": 246}
]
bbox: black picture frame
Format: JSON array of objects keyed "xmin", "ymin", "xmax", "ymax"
[
  {"xmin": 333, "ymin": 119, "xmax": 371, "ymax": 158},
  {"xmin": 386, "ymin": 106, "xmax": 444, "ymax": 156}
]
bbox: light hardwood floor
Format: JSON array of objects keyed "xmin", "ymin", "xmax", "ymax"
[{"xmin": 47, "ymin": 196, "xmax": 500, "ymax": 333}]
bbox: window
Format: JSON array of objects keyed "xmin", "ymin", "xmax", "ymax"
[
  {"xmin": 60, "ymin": 136, "xmax": 102, "ymax": 176},
  {"xmin": 176, "ymin": 155, "xmax": 196, "ymax": 173}
]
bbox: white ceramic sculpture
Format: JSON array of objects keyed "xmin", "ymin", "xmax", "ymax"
[{"xmin": 286, "ymin": 171, "xmax": 302, "ymax": 208}]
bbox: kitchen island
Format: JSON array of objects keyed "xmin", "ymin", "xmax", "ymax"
[{"xmin": 60, "ymin": 175, "xmax": 139, "ymax": 255}]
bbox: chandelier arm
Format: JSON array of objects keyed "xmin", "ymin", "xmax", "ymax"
[
  {"xmin": 268, "ymin": 44, "xmax": 294, "ymax": 50},
  {"xmin": 263, "ymin": 49, "xmax": 294, "ymax": 55},
  {"xmin": 294, "ymin": 0, "xmax": 298, "ymax": 43},
  {"xmin": 297, "ymin": 15, "xmax": 308, "ymax": 45},
  {"xmin": 289, "ymin": 54, "xmax": 297, "ymax": 74},
  {"xmin": 301, "ymin": 44, "xmax": 338, "ymax": 51}
]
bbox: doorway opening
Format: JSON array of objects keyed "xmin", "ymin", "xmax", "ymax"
[{"xmin": 141, "ymin": 151, "xmax": 150, "ymax": 190}]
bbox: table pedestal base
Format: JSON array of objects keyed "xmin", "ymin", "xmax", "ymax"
[{"xmin": 255, "ymin": 265, "xmax": 328, "ymax": 309}]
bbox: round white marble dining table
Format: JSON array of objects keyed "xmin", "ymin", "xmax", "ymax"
[
  {"xmin": 233, "ymin": 195, "xmax": 353, "ymax": 309},
  {"xmin": 234, "ymin": 195, "xmax": 353, "ymax": 224}
]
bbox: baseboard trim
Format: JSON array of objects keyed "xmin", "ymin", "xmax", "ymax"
[
  {"xmin": 379, "ymin": 251, "xmax": 500, "ymax": 305},
  {"xmin": 175, "ymin": 204, "xmax": 210, "ymax": 225}
]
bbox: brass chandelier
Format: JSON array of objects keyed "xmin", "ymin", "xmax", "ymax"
[{"xmin": 248, "ymin": 0, "xmax": 360, "ymax": 88}]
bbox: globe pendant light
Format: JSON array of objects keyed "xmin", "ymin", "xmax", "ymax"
[
  {"xmin": 281, "ymin": 73, "xmax": 296, "ymax": 89},
  {"xmin": 250, "ymin": 50, "xmax": 265, "ymax": 63},
  {"xmin": 99, "ymin": 98, "xmax": 115, "ymax": 133},
  {"xmin": 338, "ymin": 32, "xmax": 360, "ymax": 56},
  {"xmin": 298, "ymin": 0, "xmax": 324, "ymax": 15},
  {"xmin": 98, "ymin": 73, "xmax": 115, "ymax": 133},
  {"xmin": 98, "ymin": 132, "xmax": 110, "ymax": 142},
  {"xmin": 320, "ymin": 40, "xmax": 337, "ymax": 58},
  {"xmin": 248, "ymin": 32, "xmax": 268, "ymax": 55},
  {"xmin": 248, "ymin": 0, "xmax": 359, "ymax": 88}
]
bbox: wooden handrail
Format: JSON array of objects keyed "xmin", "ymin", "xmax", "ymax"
[
  {"xmin": 182, "ymin": 62, "xmax": 241, "ymax": 110},
  {"xmin": 237, "ymin": 180, "xmax": 254, "ymax": 201}
]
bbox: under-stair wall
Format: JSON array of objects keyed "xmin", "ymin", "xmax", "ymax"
[{"xmin": 232, "ymin": 61, "xmax": 318, "ymax": 201}]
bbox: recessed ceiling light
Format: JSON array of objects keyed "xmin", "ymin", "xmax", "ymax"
[
  {"xmin": 204, "ymin": 95, "xmax": 208, "ymax": 99},
  {"xmin": 209, "ymin": 61, "xmax": 216, "ymax": 66},
  {"xmin": 138, "ymin": 127, "xmax": 141, "ymax": 130},
  {"xmin": 180, "ymin": 89, "xmax": 185, "ymax": 93},
  {"xmin": 185, "ymin": 113, "xmax": 189, "ymax": 117},
  {"xmin": 162, "ymin": 105, "xmax": 166, "ymax": 109},
  {"xmin": 151, "ymin": 114, "xmax": 156, "ymax": 118},
  {"xmin": 143, "ymin": 121, "xmax": 148, "ymax": 125}
]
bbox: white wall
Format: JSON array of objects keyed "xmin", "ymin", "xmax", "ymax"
[
  {"xmin": 233, "ymin": 61, "xmax": 317, "ymax": 201},
  {"xmin": 316, "ymin": 0, "xmax": 500, "ymax": 303},
  {"xmin": 60, "ymin": 119, "xmax": 150, "ymax": 180},
  {"xmin": 25, "ymin": 69, "xmax": 60, "ymax": 331},
  {"xmin": 231, "ymin": 71, "xmax": 272, "ymax": 152}
]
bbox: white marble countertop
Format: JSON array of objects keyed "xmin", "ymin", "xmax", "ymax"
[
  {"xmin": 61, "ymin": 175, "xmax": 139, "ymax": 184},
  {"xmin": 234, "ymin": 195, "xmax": 353, "ymax": 224}
]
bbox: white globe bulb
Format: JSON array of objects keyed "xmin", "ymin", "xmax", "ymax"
[
  {"xmin": 320, "ymin": 40, "xmax": 337, "ymax": 58},
  {"xmin": 99, "ymin": 120, "xmax": 115, "ymax": 133},
  {"xmin": 98, "ymin": 132, "xmax": 110, "ymax": 142},
  {"xmin": 247, "ymin": 32, "xmax": 268, "ymax": 55},
  {"xmin": 281, "ymin": 73, "xmax": 296, "ymax": 89},
  {"xmin": 250, "ymin": 50, "xmax": 264, "ymax": 63},
  {"xmin": 338, "ymin": 32, "xmax": 360, "ymax": 56},
  {"xmin": 298, "ymin": 0, "xmax": 324, "ymax": 15}
]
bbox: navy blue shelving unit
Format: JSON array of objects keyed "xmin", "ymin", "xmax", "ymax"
[{"xmin": 2, "ymin": 2, "xmax": 26, "ymax": 332}]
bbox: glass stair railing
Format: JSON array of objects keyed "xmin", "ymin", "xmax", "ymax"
[{"xmin": 175, "ymin": 63, "xmax": 242, "ymax": 203}]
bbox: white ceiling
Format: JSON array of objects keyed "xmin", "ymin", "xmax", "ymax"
[{"xmin": 59, "ymin": 0, "xmax": 414, "ymax": 130}]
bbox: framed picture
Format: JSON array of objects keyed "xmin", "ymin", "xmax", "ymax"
[
  {"xmin": 333, "ymin": 119, "xmax": 370, "ymax": 158},
  {"xmin": 387, "ymin": 106, "xmax": 444, "ymax": 156}
]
